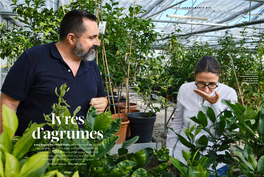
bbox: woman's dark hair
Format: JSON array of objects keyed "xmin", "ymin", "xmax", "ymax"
[
  {"xmin": 194, "ymin": 56, "xmax": 221, "ymax": 77},
  {"xmin": 59, "ymin": 9, "xmax": 96, "ymax": 41}
]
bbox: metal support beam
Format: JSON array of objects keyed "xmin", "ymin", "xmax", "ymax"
[
  {"xmin": 138, "ymin": 0, "xmax": 167, "ymax": 18},
  {"xmin": 152, "ymin": 19, "xmax": 227, "ymax": 26},
  {"xmin": 0, "ymin": 10, "xmax": 17, "ymax": 16},
  {"xmin": 187, "ymin": 34, "xmax": 260, "ymax": 40},
  {"xmin": 146, "ymin": 0, "xmax": 187, "ymax": 19},
  {"xmin": 159, "ymin": 17, "xmax": 264, "ymax": 40}
]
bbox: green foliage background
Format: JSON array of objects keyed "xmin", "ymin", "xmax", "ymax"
[{"xmin": 0, "ymin": 0, "xmax": 263, "ymax": 109}]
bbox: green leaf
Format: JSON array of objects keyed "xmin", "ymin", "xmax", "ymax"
[
  {"xmin": 109, "ymin": 160, "xmax": 136, "ymax": 177},
  {"xmin": 197, "ymin": 111, "xmax": 208, "ymax": 127},
  {"xmin": 104, "ymin": 38, "xmax": 109, "ymax": 45},
  {"xmin": 218, "ymin": 144, "xmax": 230, "ymax": 151},
  {"xmin": 169, "ymin": 156, "xmax": 186, "ymax": 175},
  {"xmin": 130, "ymin": 148, "xmax": 153, "ymax": 169},
  {"xmin": 207, "ymin": 107, "xmax": 216, "ymax": 123},
  {"xmin": 188, "ymin": 167, "xmax": 197, "ymax": 177},
  {"xmin": 195, "ymin": 126, "xmax": 202, "ymax": 136},
  {"xmin": 85, "ymin": 106, "xmax": 98, "ymax": 131},
  {"xmin": 0, "ymin": 151, "xmax": 3, "ymax": 177},
  {"xmin": 51, "ymin": 155, "xmax": 59, "ymax": 166},
  {"xmin": 190, "ymin": 116, "xmax": 200, "ymax": 125},
  {"xmin": 43, "ymin": 170, "xmax": 65, "ymax": 177},
  {"xmin": 52, "ymin": 149, "xmax": 70, "ymax": 163},
  {"xmin": 199, "ymin": 156, "xmax": 208, "ymax": 167},
  {"xmin": 103, "ymin": 118, "xmax": 121, "ymax": 139},
  {"xmin": 154, "ymin": 146, "xmax": 170, "ymax": 162},
  {"xmin": 235, "ymin": 102, "xmax": 246, "ymax": 113},
  {"xmin": 0, "ymin": 126, "xmax": 12, "ymax": 152},
  {"xmin": 72, "ymin": 106, "xmax": 81, "ymax": 117},
  {"xmin": 257, "ymin": 155, "xmax": 264, "ymax": 173},
  {"xmin": 2, "ymin": 104, "xmax": 18, "ymax": 139},
  {"xmin": 196, "ymin": 164, "xmax": 206, "ymax": 177},
  {"xmin": 203, "ymin": 154, "xmax": 216, "ymax": 169},
  {"xmin": 224, "ymin": 110, "xmax": 233, "ymax": 118},
  {"xmin": 161, "ymin": 170, "xmax": 173, "ymax": 177},
  {"xmin": 243, "ymin": 107, "xmax": 258, "ymax": 120},
  {"xmin": 118, "ymin": 148, "xmax": 128, "ymax": 156},
  {"xmin": 94, "ymin": 111, "xmax": 113, "ymax": 131},
  {"xmin": 72, "ymin": 171, "xmax": 79, "ymax": 177},
  {"xmin": 19, "ymin": 151, "xmax": 49, "ymax": 176},
  {"xmin": 131, "ymin": 168, "xmax": 148, "ymax": 177},
  {"xmin": 95, "ymin": 136, "xmax": 119, "ymax": 159},
  {"xmin": 234, "ymin": 151, "xmax": 254, "ymax": 171},
  {"xmin": 153, "ymin": 162, "xmax": 169, "ymax": 173},
  {"xmin": 61, "ymin": 107, "xmax": 78, "ymax": 131},
  {"xmin": 89, "ymin": 159, "xmax": 102, "ymax": 167},
  {"xmin": 196, "ymin": 135, "xmax": 208, "ymax": 148},
  {"xmin": 13, "ymin": 123, "xmax": 46, "ymax": 160},
  {"xmin": 5, "ymin": 152, "xmax": 20, "ymax": 176},
  {"xmin": 43, "ymin": 170, "xmax": 58, "ymax": 177},
  {"xmin": 0, "ymin": 105, "xmax": 18, "ymax": 152},
  {"xmin": 122, "ymin": 136, "xmax": 139, "ymax": 149},
  {"xmin": 257, "ymin": 114, "xmax": 264, "ymax": 135},
  {"xmin": 26, "ymin": 161, "xmax": 48, "ymax": 177},
  {"xmin": 176, "ymin": 133, "xmax": 195, "ymax": 149},
  {"xmin": 74, "ymin": 138, "xmax": 91, "ymax": 154},
  {"xmin": 248, "ymin": 154, "xmax": 257, "ymax": 170},
  {"xmin": 182, "ymin": 150, "xmax": 190, "ymax": 161}
]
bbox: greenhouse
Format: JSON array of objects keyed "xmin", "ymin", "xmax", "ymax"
[{"xmin": 0, "ymin": 0, "xmax": 264, "ymax": 176}]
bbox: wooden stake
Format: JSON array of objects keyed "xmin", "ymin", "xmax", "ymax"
[
  {"xmin": 98, "ymin": 0, "xmax": 116, "ymax": 115},
  {"xmin": 103, "ymin": 46, "xmax": 117, "ymax": 116},
  {"xmin": 125, "ymin": 0, "xmax": 136, "ymax": 113},
  {"xmin": 228, "ymin": 53, "xmax": 244, "ymax": 106},
  {"xmin": 60, "ymin": 0, "xmax": 65, "ymax": 15},
  {"xmin": 95, "ymin": 0, "xmax": 99, "ymax": 64},
  {"xmin": 101, "ymin": 37, "xmax": 110, "ymax": 112}
]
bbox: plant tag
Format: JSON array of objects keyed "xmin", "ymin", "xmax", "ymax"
[{"xmin": 99, "ymin": 21, "xmax": 107, "ymax": 34}]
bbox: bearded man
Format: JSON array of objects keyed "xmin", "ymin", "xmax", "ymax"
[{"xmin": 0, "ymin": 10, "xmax": 107, "ymax": 135}]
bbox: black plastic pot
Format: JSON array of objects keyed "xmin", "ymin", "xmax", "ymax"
[{"xmin": 127, "ymin": 112, "xmax": 156, "ymax": 143}]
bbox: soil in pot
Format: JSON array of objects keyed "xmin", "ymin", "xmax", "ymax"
[{"xmin": 127, "ymin": 112, "xmax": 156, "ymax": 143}]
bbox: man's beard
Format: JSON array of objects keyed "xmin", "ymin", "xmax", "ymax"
[{"xmin": 72, "ymin": 40, "xmax": 97, "ymax": 61}]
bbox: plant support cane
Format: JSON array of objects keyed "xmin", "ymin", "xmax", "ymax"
[
  {"xmin": 125, "ymin": 0, "xmax": 136, "ymax": 113},
  {"xmin": 98, "ymin": 0, "xmax": 115, "ymax": 114},
  {"xmin": 228, "ymin": 53, "xmax": 244, "ymax": 106}
]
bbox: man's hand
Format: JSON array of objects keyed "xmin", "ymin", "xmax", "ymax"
[
  {"xmin": 194, "ymin": 89, "xmax": 220, "ymax": 104},
  {"xmin": 91, "ymin": 97, "xmax": 108, "ymax": 114}
]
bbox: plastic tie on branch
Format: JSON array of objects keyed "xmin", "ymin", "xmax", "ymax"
[{"xmin": 105, "ymin": 74, "xmax": 113, "ymax": 76}]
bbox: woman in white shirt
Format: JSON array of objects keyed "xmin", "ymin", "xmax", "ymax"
[{"xmin": 166, "ymin": 56, "xmax": 237, "ymax": 176}]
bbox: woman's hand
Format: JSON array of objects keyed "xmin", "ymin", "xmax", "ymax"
[{"xmin": 194, "ymin": 89, "xmax": 220, "ymax": 104}]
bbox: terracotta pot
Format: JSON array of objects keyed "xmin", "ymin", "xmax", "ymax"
[
  {"xmin": 120, "ymin": 108, "xmax": 140, "ymax": 113},
  {"xmin": 166, "ymin": 94, "xmax": 173, "ymax": 101},
  {"xmin": 116, "ymin": 102, "xmax": 137, "ymax": 113},
  {"xmin": 112, "ymin": 113, "xmax": 130, "ymax": 144}
]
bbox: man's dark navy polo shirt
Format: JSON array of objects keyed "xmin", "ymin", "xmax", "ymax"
[{"xmin": 1, "ymin": 42, "xmax": 106, "ymax": 136}]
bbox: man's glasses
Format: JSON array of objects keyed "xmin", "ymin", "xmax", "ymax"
[{"xmin": 195, "ymin": 82, "xmax": 218, "ymax": 89}]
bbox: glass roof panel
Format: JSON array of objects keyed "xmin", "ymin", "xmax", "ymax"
[{"xmin": 1, "ymin": 0, "xmax": 264, "ymax": 48}]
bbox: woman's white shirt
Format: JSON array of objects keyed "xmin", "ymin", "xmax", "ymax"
[{"xmin": 166, "ymin": 82, "xmax": 237, "ymax": 169}]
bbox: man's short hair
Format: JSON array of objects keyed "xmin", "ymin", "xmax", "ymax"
[{"xmin": 59, "ymin": 9, "xmax": 96, "ymax": 41}]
